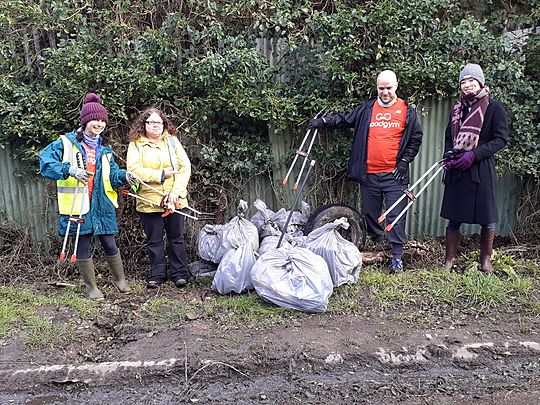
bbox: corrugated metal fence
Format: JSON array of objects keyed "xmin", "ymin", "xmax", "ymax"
[
  {"xmin": 0, "ymin": 147, "xmax": 57, "ymax": 243},
  {"xmin": 0, "ymin": 97, "xmax": 522, "ymax": 242}
]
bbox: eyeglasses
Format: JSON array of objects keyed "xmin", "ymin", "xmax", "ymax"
[{"xmin": 146, "ymin": 121, "xmax": 163, "ymax": 126}]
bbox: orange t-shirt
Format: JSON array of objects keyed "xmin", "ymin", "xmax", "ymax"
[
  {"xmin": 366, "ymin": 99, "xmax": 408, "ymax": 173},
  {"xmin": 82, "ymin": 143, "xmax": 97, "ymax": 201}
]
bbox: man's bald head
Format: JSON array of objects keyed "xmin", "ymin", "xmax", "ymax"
[{"xmin": 376, "ymin": 70, "xmax": 398, "ymax": 104}]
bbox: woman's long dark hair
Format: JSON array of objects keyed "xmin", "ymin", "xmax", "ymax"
[{"xmin": 127, "ymin": 108, "xmax": 176, "ymax": 142}]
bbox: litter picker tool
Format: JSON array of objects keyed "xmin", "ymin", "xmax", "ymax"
[
  {"xmin": 282, "ymin": 108, "xmax": 327, "ymax": 190},
  {"xmin": 120, "ymin": 189, "xmax": 200, "ymax": 220},
  {"xmin": 59, "ymin": 153, "xmax": 83, "ymax": 262},
  {"xmin": 277, "ymin": 160, "xmax": 316, "ymax": 249},
  {"xmin": 380, "ymin": 160, "xmax": 445, "ymax": 232},
  {"xmin": 70, "ymin": 152, "xmax": 90, "ymax": 263},
  {"xmin": 125, "ymin": 171, "xmax": 215, "ymax": 221}
]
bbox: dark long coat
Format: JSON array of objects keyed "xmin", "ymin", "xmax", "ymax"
[{"xmin": 440, "ymin": 99, "xmax": 508, "ymax": 225}]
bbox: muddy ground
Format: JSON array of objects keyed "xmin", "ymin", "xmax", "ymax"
[
  {"xmin": 1, "ymin": 275, "xmax": 539, "ymax": 405},
  {"xmin": 1, "ymin": 226, "xmax": 540, "ymax": 404}
]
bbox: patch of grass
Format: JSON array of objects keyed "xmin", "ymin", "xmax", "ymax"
[
  {"xmin": 127, "ymin": 281, "xmax": 146, "ymax": 295},
  {"xmin": 140, "ymin": 289, "xmax": 298, "ymax": 327},
  {"xmin": 0, "ymin": 300, "xmax": 33, "ymax": 339},
  {"xmin": 328, "ymin": 282, "xmax": 366, "ymax": 314},
  {"xmin": 395, "ymin": 313, "xmax": 435, "ymax": 327},
  {"xmin": 0, "ymin": 286, "xmax": 100, "ymax": 342},
  {"xmin": 24, "ymin": 316, "xmax": 75, "ymax": 348},
  {"xmin": 328, "ymin": 262, "xmax": 539, "ymax": 317},
  {"xmin": 207, "ymin": 292, "xmax": 297, "ymax": 325},
  {"xmin": 359, "ymin": 268, "xmax": 418, "ymax": 309}
]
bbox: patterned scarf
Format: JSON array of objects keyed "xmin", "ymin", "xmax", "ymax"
[
  {"xmin": 450, "ymin": 86, "xmax": 490, "ymax": 151},
  {"xmin": 83, "ymin": 133, "xmax": 100, "ymax": 150}
]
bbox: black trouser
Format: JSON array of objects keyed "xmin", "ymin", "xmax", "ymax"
[
  {"xmin": 76, "ymin": 234, "xmax": 118, "ymax": 260},
  {"xmin": 361, "ymin": 173, "xmax": 408, "ymax": 258},
  {"xmin": 138, "ymin": 211, "xmax": 188, "ymax": 282}
]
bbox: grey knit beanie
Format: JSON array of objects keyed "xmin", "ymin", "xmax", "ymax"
[{"xmin": 459, "ymin": 63, "xmax": 485, "ymax": 87}]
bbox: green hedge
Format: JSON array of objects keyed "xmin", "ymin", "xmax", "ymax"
[{"xmin": 0, "ymin": 0, "xmax": 538, "ymax": 192}]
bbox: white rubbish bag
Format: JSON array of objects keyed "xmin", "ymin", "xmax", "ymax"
[
  {"xmin": 273, "ymin": 201, "xmax": 311, "ymax": 236},
  {"xmin": 197, "ymin": 224, "xmax": 224, "ymax": 263},
  {"xmin": 212, "ymin": 243, "xmax": 258, "ymax": 294},
  {"xmin": 304, "ymin": 217, "xmax": 362, "ymax": 287},
  {"xmin": 258, "ymin": 234, "xmax": 291, "ymax": 256},
  {"xmin": 214, "ymin": 200, "xmax": 259, "ymax": 263},
  {"xmin": 250, "ymin": 246, "xmax": 333, "ymax": 313}
]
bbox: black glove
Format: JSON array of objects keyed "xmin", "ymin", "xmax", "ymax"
[
  {"xmin": 443, "ymin": 150, "xmax": 456, "ymax": 161},
  {"xmin": 307, "ymin": 117, "xmax": 325, "ymax": 129},
  {"xmin": 392, "ymin": 160, "xmax": 408, "ymax": 182}
]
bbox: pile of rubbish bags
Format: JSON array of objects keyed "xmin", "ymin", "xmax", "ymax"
[{"xmin": 197, "ymin": 199, "xmax": 362, "ymax": 313}]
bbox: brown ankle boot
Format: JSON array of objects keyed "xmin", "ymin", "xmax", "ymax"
[
  {"xmin": 479, "ymin": 228, "xmax": 496, "ymax": 273},
  {"xmin": 444, "ymin": 229, "xmax": 461, "ymax": 269}
]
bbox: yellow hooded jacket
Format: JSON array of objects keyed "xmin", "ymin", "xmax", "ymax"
[{"xmin": 126, "ymin": 132, "xmax": 191, "ymax": 213}]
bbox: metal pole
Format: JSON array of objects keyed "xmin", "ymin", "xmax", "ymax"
[
  {"xmin": 385, "ymin": 165, "xmax": 444, "ymax": 232},
  {"xmin": 378, "ymin": 160, "xmax": 443, "ymax": 224},
  {"xmin": 282, "ymin": 108, "xmax": 327, "ymax": 187},
  {"xmin": 276, "ymin": 160, "xmax": 316, "ymax": 249}
]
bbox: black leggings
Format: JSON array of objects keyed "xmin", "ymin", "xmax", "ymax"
[{"xmin": 76, "ymin": 234, "xmax": 118, "ymax": 260}]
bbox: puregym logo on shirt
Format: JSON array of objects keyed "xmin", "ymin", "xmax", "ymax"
[{"xmin": 370, "ymin": 112, "xmax": 401, "ymax": 128}]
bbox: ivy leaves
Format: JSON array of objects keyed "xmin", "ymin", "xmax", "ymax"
[{"xmin": 0, "ymin": 0, "xmax": 538, "ymax": 182}]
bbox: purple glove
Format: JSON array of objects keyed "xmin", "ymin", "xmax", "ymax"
[
  {"xmin": 444, "ymin": 159, "xmax": 457, "ymax": 170},
  {"xmin": 452, "ymin": 151, "xmax": 476, "ymax": 170}
]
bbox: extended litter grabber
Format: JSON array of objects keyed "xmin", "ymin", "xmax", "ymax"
[
  {"xmin": 277, "ymin": 159, "xmax": 316, "ymax": 249},
  {"xmin": 120, "ymin": 189, "xmax": 199, "ymax": 220},
  {"xmin": 70, "ymin": 152, "xmax": 92, "ymax": 263},
  {"xmin": 379, "ymin": 160, "xmax": 445, "ymax": 232},
  {"xmin": 282, "ymin": 108, "xmax": 327, "ymax": 190},
  {"xmin": 124, "ymin": 171, "xmax": 216, "ymax": 221},
  {"xmin": 59, "ymin": 152, "xmax": 84, "ymax": 262}
]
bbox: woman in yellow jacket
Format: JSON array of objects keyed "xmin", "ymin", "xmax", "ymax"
[{"xmin": 127, "ymin": 108, "xmax": 191, "ymax": 288}]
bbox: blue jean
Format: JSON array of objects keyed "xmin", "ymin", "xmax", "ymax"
[{"xmin": 361, "ymin": 173, "xmax": 408, "ymax": 256}]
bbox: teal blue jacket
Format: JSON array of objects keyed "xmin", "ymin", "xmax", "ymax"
[{"xmin": 39, "ymin": 130, "xmax": 127, "ymax": 236}]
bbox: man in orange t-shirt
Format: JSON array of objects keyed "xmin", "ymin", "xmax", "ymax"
[{"xmin": 308, "ymin": 70, "xmax": 423, "ymax": 273}]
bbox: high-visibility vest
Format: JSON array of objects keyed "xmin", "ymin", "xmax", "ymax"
[{"xmin": 56, "ymin": 136, "xmax": 118, "ymax": 215}]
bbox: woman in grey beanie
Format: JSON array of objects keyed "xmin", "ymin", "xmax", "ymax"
[{"xmin": 440, "ymin": 63, "xmax": 508, "ymax": 273}]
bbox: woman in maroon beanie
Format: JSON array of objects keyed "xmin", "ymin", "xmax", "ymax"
[{"xmin": 39, "ymin": 93, "xmax": 132, "ymax": 298}]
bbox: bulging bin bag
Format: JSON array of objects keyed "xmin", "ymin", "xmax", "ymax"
[
  {"xmin": 273, "ymin": 201, "xmax": 311, "ymax": 236},
  {"xmin": 250, "ymin": 246, "xmax": 333, "ymax": 313},
  {"xmin": 212, "ymin": 243, "xmax": 258, "ymax": 294},
  {"xmin": 250, "ymin": 199, "xmax": 275, "ymax": 231},
  {"xmin": 214, "ymin": 200, "xmax": 259, "ymax": 263},
  {"xmin": 258, "ymin": 234, "xmax": 291, "ymax": 256},
  {"xmin": 197, "ymin": 224, "xmax": 224, "ymax": 263},
  {"xmin": 304, "ymin": 217, "xmax": 362, "ymax": 287}
]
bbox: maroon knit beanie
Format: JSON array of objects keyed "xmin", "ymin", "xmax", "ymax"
[{"xmin": 80, "ymin": 93, "xmax": 109, "ymax": 127}]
